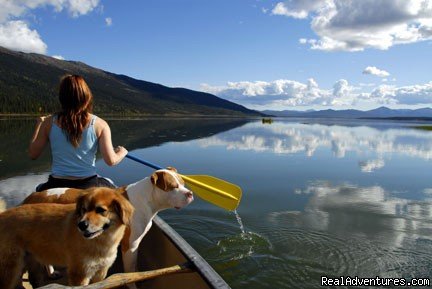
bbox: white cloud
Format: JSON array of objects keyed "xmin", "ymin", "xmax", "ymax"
[
  {"xmin": 0, "ymin": 0, "xmax": 101, "ymax": 53},
  {"xmin": 299, "ymin": 38, "xmax": 308, "ymax": 44},
  {"xmin": 52, "ymin": 55, "xmax": 64, "ymax": 60},
  {"xmin": 272, "ymin": 0, "xmax": 432, "ymax": 51},
  {"xmin": 0, "ymin": 0, "xmax": 101, "ymax": 22},
  {"xmin": 363, "ymin": 66, "xmax": 390, "ymax": 77},
  {"xmin": 67, "ymin": 0, "xmax": 100, "ymax": 17},
  {"xmin": 105, "ymin": 17, "xmax": 112, "ymax": 26},
  {"xmin": 0, "ymin": 21, "xmax": 47, "ymax": 53},
  {"xmin": 272, "ymin": 0, "xmax": 323, "ymax": 19},
  {"xmin": 370, "ymin": 82, "xmax": 432, "ymax": 105},
  {"xmin": 332, "ymin": 79, "xmax": 351, "ymax": 97},
  {"xmin": 202, "ymin": 78, "xmax": 432, "ymax": 109},
  {"xmin": 201, "ymin": 78, "xmax": 357, "ymax": 107}
]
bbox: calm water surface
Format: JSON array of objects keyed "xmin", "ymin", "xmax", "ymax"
[{"xmin": 1, "ymin": 117, "xmax": 432, "ymax": 288}]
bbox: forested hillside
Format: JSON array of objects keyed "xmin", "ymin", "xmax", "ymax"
[{"xmin": 0, "ymin": 46, "xmax": 259, "ymax": 116}]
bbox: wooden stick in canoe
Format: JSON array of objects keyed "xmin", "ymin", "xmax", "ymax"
[{"xmin": 36, "ymin": 263, "xmax": 193, "ymax": 289}]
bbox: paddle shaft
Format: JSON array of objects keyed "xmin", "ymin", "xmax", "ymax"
[
  {"xmin": 37, "ymin": 263, "xmax": 192, "ymax": 289},
  {"xmin": 126, "ymin": 154, "xmax": 162, "ymax": 170}
]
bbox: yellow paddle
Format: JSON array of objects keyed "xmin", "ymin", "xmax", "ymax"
[{"xmin": 126, "ymin": 154, "xmax": 242, "ymax": 211}]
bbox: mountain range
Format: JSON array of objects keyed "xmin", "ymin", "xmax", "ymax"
[
  {"xmin": 0, "ymin": 46, "xmax": 260, "ymax": 116},
  {"xmin": 263, "ymin": 107, "xmax": 432, "ymax": 119},
  {"xmin": 2, "ymin": 46, "xmax": 429, "ymax": 119}
]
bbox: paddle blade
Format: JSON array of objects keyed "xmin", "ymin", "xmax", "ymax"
[{"xmin": 181, "ymin": 175, "xmax": 242, "ymax": 211}]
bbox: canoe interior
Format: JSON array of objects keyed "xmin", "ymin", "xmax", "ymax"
[
  {"xmin": 23, "ymin": 216, "xmax": 229, "ymax": 289},
  {"xmin": 110, "ymin": 216, "xmax": 226, "ymax": 289}
]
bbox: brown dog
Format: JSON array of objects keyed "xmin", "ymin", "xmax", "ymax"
[
  {"xmin": 0, "ymin": 187, "xmax": 134, "ymax": 289},
  {"xmin": 23, "ymin": 168, "xmax": 194, "ymax": 289}
]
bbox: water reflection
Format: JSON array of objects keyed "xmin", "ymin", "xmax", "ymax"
[
  {"xmin": 199, "ymin": 121, "xmax": 432, "ymax": 172},
  {"xmin": 164, "ymin": 180, "xmax": 432, "ymax": 288},
  {"xmin": 265, "ymin": 181, "xmax": 432, "ymax": 281},
  {"xmin": 1, "ymin": 118, "xmax": 432, "ymax": 289},
  {"xmin": 0, "ymin": 117, "xmax": 249, "ymax": 179},
  {"xmin": 0, "ymin": 173, "xmax": 48, "ymax": 208},
  {"xmin": 358, "ymin": 159, "xmax": 385, "ymax": 172},
  {"xmin": 290, "ymin": 182, "xmax": 432, "ymax": 242}
]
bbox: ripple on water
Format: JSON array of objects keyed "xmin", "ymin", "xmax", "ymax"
[
  {"xmin": 205, "ymin": 230, "xmax": 284, "ymax": 288},
  {"xmin": 163, "ymin": 210, "xmax": 432, "ymax": 289},
  {"xmin": 214, "ymin": 231, "xmax": 273, "ymax": 261},
  {"xmin": 255, "ymin": 211, "xmax": 432, "ymax": 288}
]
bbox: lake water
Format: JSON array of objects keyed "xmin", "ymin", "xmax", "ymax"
[{"xmin": 1, "ymin": 117, "xmax": 432, "ymax": 288}]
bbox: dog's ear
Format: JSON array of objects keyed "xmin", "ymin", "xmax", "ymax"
[
  {"xmin": 115, "ymin": 186, "xmax": 128, "ymax": 199},
  {"xmin": 113, "ymin": 196, "xmax": 134, "ymax": 225},
  {"xmin": 75, "ymin": 193, "xmax": 89, "ymax": 216},
  {"xmin": 166, "ymin": 166, "xmax": 177, "ymax": 173},
  {"xmin": 151, "ymin": 172, "xmax": 158, "ymax": 185},
  {"xmin": 151, "ymin": 171, "xmax": 179, "ymax": 191}
]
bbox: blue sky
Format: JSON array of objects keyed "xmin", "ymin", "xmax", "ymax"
[{"xmin": 1, "ymin": 0, "xmax": 432, "ymax": 111}]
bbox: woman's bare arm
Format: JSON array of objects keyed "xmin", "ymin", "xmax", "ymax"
[
  {"xmin": 97, "ymin": 118, "xmax": 128, "ymax": 166},
  {"xmin": 29, "ymin": 116, "xmax": 51, "ymax": 160}
]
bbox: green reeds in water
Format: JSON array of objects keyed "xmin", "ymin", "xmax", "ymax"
[
  {"xmin": 412, "ymin": 126, "xmax": 432, "ymax": 131},
  {"xmin": 262, "ymin": 118, "xmax": 273, "ymax": 124}
]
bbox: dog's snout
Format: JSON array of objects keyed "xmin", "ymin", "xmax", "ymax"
[
  {"xmin": 185, "ymin": 191, "xmax": 193, "ymax": 199},
  {"xmin": 78, "ymin": 220, "xmax": 89, "ymax": 231}
]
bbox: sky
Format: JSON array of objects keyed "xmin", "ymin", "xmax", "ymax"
[{"xmin": 0, "ymin": 0, "xmax": 432, "ymax": 111}]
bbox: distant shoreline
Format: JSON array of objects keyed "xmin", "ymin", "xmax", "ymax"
[
  {"xmin": 359, "ymin": 117, "xmax": 432, "ymax": 121},
  {"xmin": 0, "ymin": 113, "xmax": 262, "ymax": 119},
  {"xmin": 3, "ymin": 114, "xmax": 432, "ymax": 122},
  {"xmin": 264, "ymin": 115, "xmax": 432, "ymax": 122}
]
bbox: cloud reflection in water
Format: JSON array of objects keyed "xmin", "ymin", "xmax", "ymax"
[
  {"xmin": 199, "ymin": 122, "xmax": 432, "ymax": 173},
  {"xmin": 268, "ymin": 181, "xmax": 432, "ymax": 279},
  {"xmin": 0, "ymin": 174, "xmax": 48, "ymax": 208}
]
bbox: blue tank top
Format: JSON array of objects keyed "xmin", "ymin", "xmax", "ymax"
[{"xmin": 50, "ymin": 114, "xmax": 98, "ymax": 177}]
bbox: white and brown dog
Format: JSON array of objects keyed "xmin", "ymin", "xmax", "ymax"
[
  {"xmin": 0, "ymin": 187, "xmax": 134, "ymax": 289},
  {"xmin": 23, "ymin": 167, "xmax": 194, "ymax": 289}
]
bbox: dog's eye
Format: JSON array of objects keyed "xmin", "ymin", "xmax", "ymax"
[{"xmin": 95, "ymin": 207, "xmax": 107, "ymax": 214}]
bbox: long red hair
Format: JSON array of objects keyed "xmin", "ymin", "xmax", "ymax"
[{"xmin": 57, "ymin": 75, "xmax": 94, "ymax": 147}]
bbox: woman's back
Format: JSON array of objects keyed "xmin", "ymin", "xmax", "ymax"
[
  {"xmin": 50, "ymin": 114, "xmax": 98, "ymax": 178},
  {"xmin": 29, "ymin": 75, "xmax": 128, "ymax": 191}
]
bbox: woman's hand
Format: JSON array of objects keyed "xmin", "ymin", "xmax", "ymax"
[
  {"xmin": 36, "ymin": 115, "xmax": 50, "ymax": 124},
  {"xmin": 114, "ymin": 146, "xmax": 128, "ymax": 163},
  {"xmin": 114, "ymin": 146, "xmax": 128, "ymax": 155}
]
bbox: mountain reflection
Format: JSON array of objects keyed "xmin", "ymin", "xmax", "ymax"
[{"xmin": 0, "ymin": 117, "xmax": 249, "ymax": 178}]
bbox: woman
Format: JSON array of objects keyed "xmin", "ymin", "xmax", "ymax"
[{"xmin": 29, "ymin": 75, "xmax": 128, "ymax": 191}]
